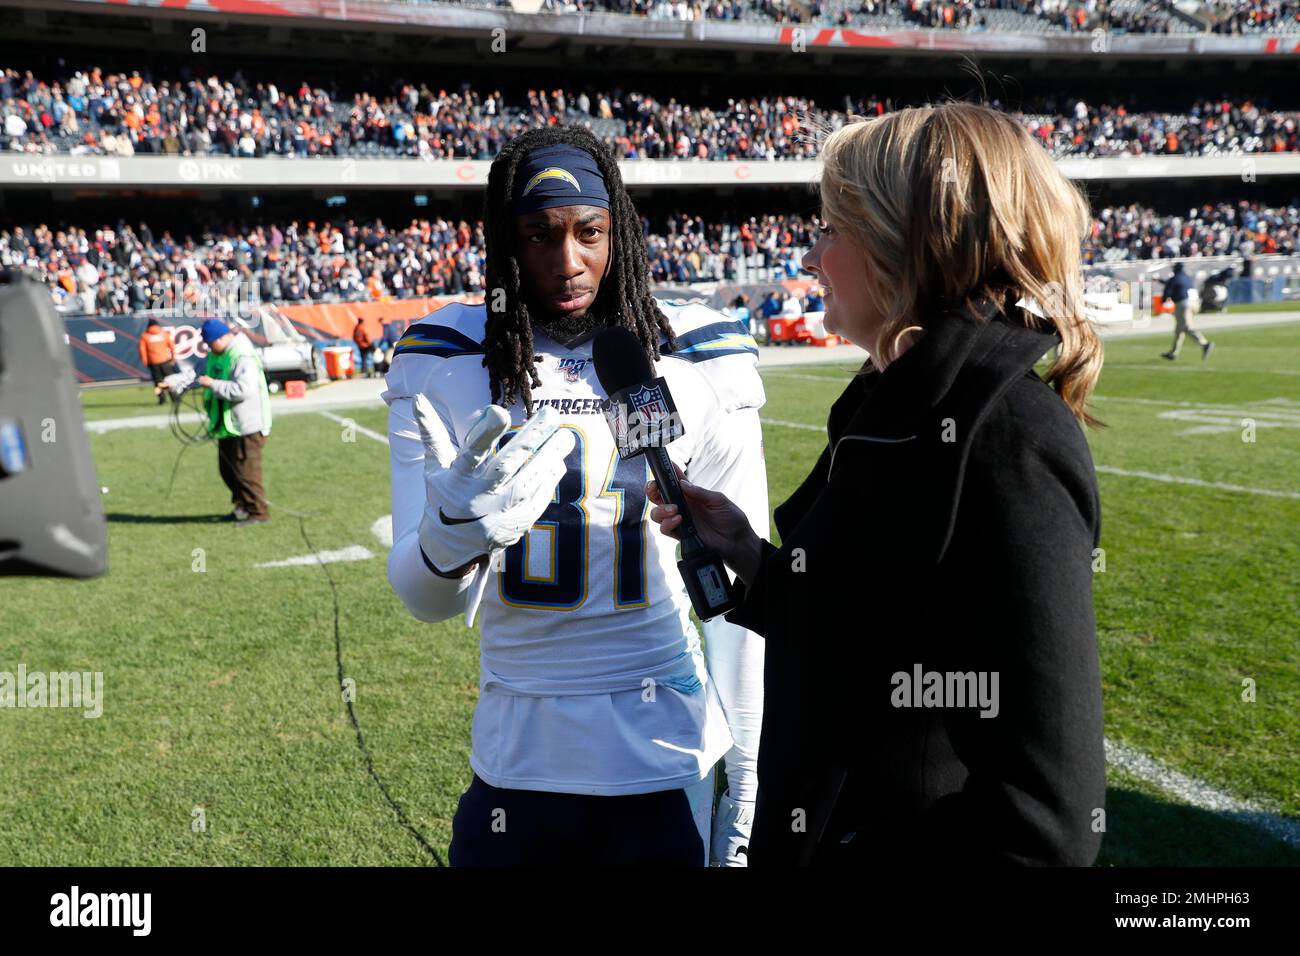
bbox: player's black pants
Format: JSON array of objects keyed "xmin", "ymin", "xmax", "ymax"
[
  {"xmin": 148, "ymin": 361, "xmax": 179, "ymax": 403},
  {"xmin": 449, "ymin": 773, "xmax": 704, "ymax": 867}
]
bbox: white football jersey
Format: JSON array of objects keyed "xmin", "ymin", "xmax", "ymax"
[{"xmin": 382, "ymin": 298, "xmax": 768, "ymax": 797}]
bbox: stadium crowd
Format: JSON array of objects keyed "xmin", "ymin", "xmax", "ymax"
[
  {"xmin": 0, "ymin": 212, "xmax": 817, "ymax": 314},
  {"xmin": 1206, "ymin": 0, "xmax": 1300, "ymax": 33},
  {"xmin": 3, "ymin": 67, "xmax": 1297, "ymax": 160},
  {"xmin": 1087, "ymin": 201, "xmax": 1298, "ymax": 261},
  {"xmin": 536, "ymin": 0, "xmax": 1293, "ymax": 33},
  {"xmin": 3, "ymin": 201, "xmax": 1294, "ymax": 314}
]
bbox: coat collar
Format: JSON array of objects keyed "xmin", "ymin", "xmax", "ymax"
[
  {"xmin": 832, "ymin": 295, "xmax": 1060, "ymax": 448},
  {"xmin": 821, "ymin": 295, "xmax": 1062, "ymax": 565}
]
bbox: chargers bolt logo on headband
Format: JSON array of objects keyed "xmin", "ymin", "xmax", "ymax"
[
  {"xmin": 511, "ymin": 144, "xmax": 611, "ymax": 215},
  {"xmin": 523, "ymin": 167, "xmax": 581, "ymax": 197}
]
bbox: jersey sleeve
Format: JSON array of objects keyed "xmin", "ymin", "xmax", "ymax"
[
  {"xmin": 658, "ymin": 299, "xmax": 764, "ymax": 413},
  {"xmin": 381, "ymin": 346, "xmax": 483, "ymax": 625}
]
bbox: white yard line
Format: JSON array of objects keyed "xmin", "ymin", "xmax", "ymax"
[
  {"xmin": 1104, "ymin": 363, "xmax": 1300, "ymax": 377},
  {"xmin": 249, "ymin": 413, "xmax": 392, "ymax": 572},
  {"xmin": 85, "ymin": 390, "xmax": 388, "ymax": 433},
  {"xmin": 370, "ymin": 514, "xmax": 393, "ymax": 548},
  {"xmin": 1095, "ymin": 466, "xmax": 1300, "ymax": 500},
  {"xmin": 760, "ymin": 370, "xmax": 856, "ymax": 383},
  {"xmin": 1104, "ymin": 738, "xmax": 1300, "ymax": 850},
  {"xmin": 764, "ymin": 415, "xmax": 1300, "ymax": 497},
  {"xmin": 317, "ymin": 410, "xmax": 390, "ymax": 445},
  {"xmin": 761, "ymin": 418, "xmax": 824, "ymax": 433},
  {"xmin": 256, "ymin": 546, "xmax": 375, "ymax": 568},
  {"xmin": 1092, "ymin": 395, "xmax": 1300, "ymax": 412}
]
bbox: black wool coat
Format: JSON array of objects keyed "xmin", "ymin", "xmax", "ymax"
[{"xmin": 727, "ymin": 294, "xmax": 1107, "ymax": 867}]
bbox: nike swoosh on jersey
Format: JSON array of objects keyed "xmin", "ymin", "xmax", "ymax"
[{"xmin": 439, "ymin": 508, "xmax": 484, "ymax": 525}]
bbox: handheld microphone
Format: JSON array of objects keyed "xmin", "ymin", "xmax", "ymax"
[{"xmin": 592, "ymin": 326, "xmax": 738, "ymax": 620}]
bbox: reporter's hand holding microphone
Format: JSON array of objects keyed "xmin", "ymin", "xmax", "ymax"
[{"xmin": 646, "ymin": 463, "xmax": 767, "ymax": 589}]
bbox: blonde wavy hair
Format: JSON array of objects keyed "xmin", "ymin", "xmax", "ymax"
[{"xmin": 813, "ymin": 101, "xmax": 1103, "ymax": 425}]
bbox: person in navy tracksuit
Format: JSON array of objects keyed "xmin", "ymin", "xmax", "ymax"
[{"xmin": 1161, "ymin": 262, "xmax": 1214, "ymax": 361}]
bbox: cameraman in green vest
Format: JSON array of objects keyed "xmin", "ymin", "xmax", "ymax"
[{"xmin": 195, "ymin": 318, "xmax": 273, "ymax": 526}]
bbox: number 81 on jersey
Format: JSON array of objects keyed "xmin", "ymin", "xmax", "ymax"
[{"xmin": 497, "ymin": 425, "xmax": 652, "ymax": 611}]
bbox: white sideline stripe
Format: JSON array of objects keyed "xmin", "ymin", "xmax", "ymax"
[
  {"xmin": 1104, "ymin": 738, "xmax": 1300, "ymax": 850},
  {"xmin": 1096, "ymin": 465, "xmax": 1300, "ymax": 500},
  {"xmin": 761, "ymin": 418, "xmax": 823, "ymax": 432},
  {"xmin": 761, "ymin": 370, "xmax": 854, "ymax": 383},
  {"xmin": 318, "ymin": 411, "xmax": 390, "ymax": 445},
  {"xmin": 85, "ymin": 392, "xmax": 389, "ymax": 433},
  {"xmin": 768, "ymin": 388, "xmax": 1300, "ymax": 416},
  {"xmin": 763, "ymin": 423, "xmax": 1300, "ymax": 497},
  {"xmin": 1105, "ymin": 363, "xmax": 1300, "ymax": 377},
  {"xmin": 252, "ymin": 418, "xmax": 393, "ymax": 569},
  {"xmin": 320, "ymin": 418, "xmax": 394, "ymax": 547},
  {"xmin": 256, "ymin": 545, "xmax": 374, "ymax": 568},
  {"xmin": 1093, "ymin": 395, "xmax": 1300, "ymax": 412}
]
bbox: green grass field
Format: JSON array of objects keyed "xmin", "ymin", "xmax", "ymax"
[{"xmin": 2, "ymin": 320, "xmax": 1297, "ymax": 866}]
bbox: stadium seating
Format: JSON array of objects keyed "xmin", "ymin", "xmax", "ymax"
[
  {"xmin": 521, "ymin": 0, "xmax": 1297, "ymax": 33},
  {"xmin": 5, "ymin": 200, "xmax": 1294, "ymax": 315},
  {"xmin": 4, "ymin": 67, "xmax": 1297, "ymax": 161}
]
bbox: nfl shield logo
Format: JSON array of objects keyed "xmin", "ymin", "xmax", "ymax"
[{"xmin": 629, "ymin": 383, "xmax": 669, "ymax": 422}]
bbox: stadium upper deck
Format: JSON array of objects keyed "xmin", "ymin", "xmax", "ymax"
[
  {"xmin": 4, "ymin": 0, "xmax": 1300, "ymax": 63},
  {"xmin": 2, "ymin": 1, "xmax": 1295, "ymax": 187}
]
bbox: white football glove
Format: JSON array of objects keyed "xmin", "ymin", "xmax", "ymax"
[
  {"xmin": 712, "ymin": 790, "xmax": 754, "ymax": 867},
  {"xmin": 412, "ymin": 394, "xmax": 574, "ymax": 623}
]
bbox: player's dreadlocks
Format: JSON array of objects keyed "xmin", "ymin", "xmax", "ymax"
[{"xmin": 481, "ymin": 125, "xmax": 676, "ymax": 414}]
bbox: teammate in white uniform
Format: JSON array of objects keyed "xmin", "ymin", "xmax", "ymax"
[{"xmin": 382, "ymin": 128, "xmax": 767, "ymax": 866}]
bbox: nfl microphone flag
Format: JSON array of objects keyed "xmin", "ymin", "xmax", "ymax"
[
  {"xmin": 593, "ymin": 327, "xmax": 738, "ymax": 620},
  {"xmin": 602, "ymin": 376, "xmax": 686, "ymax": 459}
]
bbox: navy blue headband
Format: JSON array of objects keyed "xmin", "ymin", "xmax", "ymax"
[{"xmin": 511, "ymin": 144, "xmax": 610, "ymax": 216}]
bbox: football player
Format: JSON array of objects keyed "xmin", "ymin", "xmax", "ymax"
[{"xmin": 382, "ymin": 125, "xmax": 768, "ymax": 866}]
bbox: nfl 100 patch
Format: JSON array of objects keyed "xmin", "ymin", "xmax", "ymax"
[{"xmin": 557, "ymin": 357, "xmax": 588, "ymax": 383}]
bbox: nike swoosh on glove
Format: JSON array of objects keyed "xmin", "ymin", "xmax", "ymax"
[
  {"xmin": 712, "ymin": 790, "xmax": 754, "ymax": 867},
  {"xmin": 414, "ymin": 394, "xmax": 575, "ymax": 576}
]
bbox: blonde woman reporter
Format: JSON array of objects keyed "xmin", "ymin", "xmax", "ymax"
[{"xmin": 649, "ymin": 103, "xmax": 1107, "ymax": 867}]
